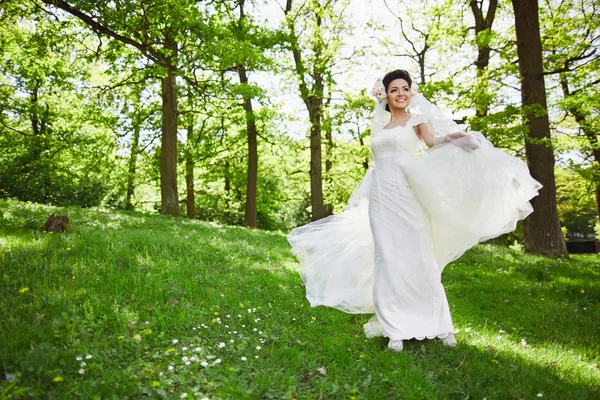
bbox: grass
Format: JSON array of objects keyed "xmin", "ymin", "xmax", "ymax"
[{"xmin": 0, "ymin": 198, "xmax": 599, "ymax": 399}]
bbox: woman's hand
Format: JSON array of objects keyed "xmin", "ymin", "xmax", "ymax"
[{"xmin": 433, "ymin": 131, "xmax": 479, "ymax": 151}]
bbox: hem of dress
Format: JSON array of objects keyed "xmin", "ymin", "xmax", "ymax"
[{"xmin": 366, "ymin": 331, "xmax": 454, "ymax": 341}]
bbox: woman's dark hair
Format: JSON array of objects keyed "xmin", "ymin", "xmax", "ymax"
[{"xmin": 382, "ymin": 70, "xmax": 412, "ymax": 112}]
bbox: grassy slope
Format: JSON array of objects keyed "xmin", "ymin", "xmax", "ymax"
[{"xmin": 0, "ymin": 199, "xmax": 599, "ymax": 399}]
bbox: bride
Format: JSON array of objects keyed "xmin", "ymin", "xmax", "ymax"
[{"xmin": 288, "ymin": 69, "xmax": 541, "ymax": 351}]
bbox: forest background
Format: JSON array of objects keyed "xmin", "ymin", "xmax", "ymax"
[{"xmin": 1, "ymin": 0, "xmax": 598, "ymax": 253}]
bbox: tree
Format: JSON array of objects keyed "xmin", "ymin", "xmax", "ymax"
[
  {"xmin": 0, "ymin": 7, "xmax": 116, "ymax": 206},
  {"xmin": 469, "ymin": 0, "xmax": 498, "ymax": 120},
  {"xmin": 284, "ymin": 0, "xmax": 350, "ymax": 221},
  {"xmin": 39, "ymin": 0, "xmax": 215, "ymax": 216},
  {"xmin": 541, "ymin": 0, "xmax": 600, "ymax": 235},
  {"xmin": 511, "ymin": 0, "xmax": 567, "ymax": 256}
]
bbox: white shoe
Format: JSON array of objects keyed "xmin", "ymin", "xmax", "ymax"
[
  {"xmin": 442, "ymin": 333, "xmax": 457, "ymax": 347},
  {"xmin": 388, "ymin": 339, "xmax": 403, "ymax": 352}
]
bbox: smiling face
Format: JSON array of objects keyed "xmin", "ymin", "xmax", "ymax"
[{"xmin": 386, "ymin": 78, "xmax": 411, "ymax": 111}]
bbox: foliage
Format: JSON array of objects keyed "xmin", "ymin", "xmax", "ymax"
[
  {"xmin": 555, "ymin": 167, "xmax": 598, "ymax": 237},
  {"xmin": 0, "ymin": 0, "xmax": 597, "ymax": 234},
  {"xmin": 0, "ymin": 11, "xmax": 117, "ymax": 207}
]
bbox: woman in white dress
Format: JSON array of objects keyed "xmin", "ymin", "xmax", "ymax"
[{"xmin": 288, "ymin": 69, "xmax": 541, "ymax": 352}]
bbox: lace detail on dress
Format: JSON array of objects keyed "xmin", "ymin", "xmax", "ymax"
[
  {"xmin": 371, "ymin": 123, "xmax": 422, "ymax": 163},
  {"xmin": 407, "ymin": 113, "xmax": 429, "ymax": 127}
]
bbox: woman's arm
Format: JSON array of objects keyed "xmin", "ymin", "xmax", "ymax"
[
  {"xmin": 413, "ymin": 121, "xmax": 436, "ymax": 148},
  {"xmin": 414, "ymin": 122, "xmax": 473, "ymax": 149}
]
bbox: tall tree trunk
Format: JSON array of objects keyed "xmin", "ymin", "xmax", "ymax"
[
  {"xmin": 125, "ymin": 117, "xmax": 141, "ymax": 211},
  {"xmin": 185, "ymin": 124, "xmax": 196, "ymax": 219},
  {"xmin": 159, "ymin": 29, "xmax": 181, "ymax": 216},
  {"xmin": 323, "ymin": 103, "xmax": 333, "ymax": 217},
  {"xmin": 307, "ymin": 96, "xmax": 325, "ymax": 221},
  {"xmin": 511, "ymin": 0, "xmax": 567, "ymax": 256},
  {"xmin": 238, "ymin": 65, "xmax": 258, "ymax": 228},
  {"xmin": 285, "ymin": 0, "xmax": 325, "ymax": 221}
]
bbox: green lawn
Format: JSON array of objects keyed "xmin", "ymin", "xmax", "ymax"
[{"xmin": 1, "ymin": 199, "xmax": 599, "ymax": 399}]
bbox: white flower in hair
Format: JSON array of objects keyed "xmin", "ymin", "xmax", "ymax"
[{"xmin": 371, "ymin": 78, "xmax": 387, "ymax": 102}]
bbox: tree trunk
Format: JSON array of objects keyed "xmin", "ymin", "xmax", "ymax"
[
  {"xmin": 307, "ymin": 96, "xmax": 325, "ymax": 221},
  {"xmin": 159, "ymin": 29, "xmax": 181, "ymax": 216},
  {"xmin": 511, "ymin": 0, "xmax": 567, "ymax": 256},
  {"xmin": 323, "ymin": 109, "xmax": 333, "ymax": 217},
  {"xmin": 238, "ymin": 65, "xmax": 258, "ymax": 228},
  {"xmin": 185, "ymin": 124, "xmax": 196, "ymax": 219},
  {"xmin": 125, "ymin": 117, "xmax": 141, "ymax": 211}
]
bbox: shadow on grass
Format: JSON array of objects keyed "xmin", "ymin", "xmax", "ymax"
[{"xmin": 444, "ymin": 245, "xmax": 600, "ymax": 357}]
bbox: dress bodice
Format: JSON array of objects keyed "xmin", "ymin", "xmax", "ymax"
[{"xmin": 371, "ymin": 115, "xmax": 425, "ymax": 163}]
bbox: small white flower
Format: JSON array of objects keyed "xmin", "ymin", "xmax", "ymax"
[
  {"xmin": 241, "ymin": 357, "xmax": 247, "ymax": 361},
  {"xmin": 192, "ymin": 327, "xmax": 197, "ymax": 331},
  {"xmin": 226, "ymin": 315, "xmax": 231, "ymax": 318},
  {"xmin": 255, "ymin": 355, "xmax": 259, "ymax": 359},
  {"xmin": 237, "ymin": 314, "xmax": 242, "ymax": 318},
  {"xmin": 76, "ymin": 356, "xmax": 82, "ymax": 361},
  {"xmin": 499, "ymin": 329, "xmax": 505, "ymax": 333},
  {"xmin": 225, "ymin": 325, "xmax": 229, "ymax": 328},
  {"xmin": 256, "ymin": 346, "xmax": 261, "ymax": 350},
  {"xmin": 218, "ymin": 342, "xmax": 225, "ymax": 348},
  {"xmin": 145, "ymin": 321, "xmax": 150, "ymax": 325},
  {"xmin": 182, "ymin": 346, "xmax": 188, "ymax": 351},
  {"xmin": 233, "ymin": 331, "xmax": 238, "ymax": 334},
  {"xmin": 537, "ymin": 394, "xmax": 543, "ymax": 398},
  {"xmin": 220, "ymin": 294, "xmax": 224, "ymax": 297},
  {"xmin": 200, "ymin": 361, "xmax": 209, "ymax": 367},
  {"xmin": 185, "ymin": 361, "xmax": 191, "ymax": 366},
  {"xmin": 521, "ymin": 339, "xmax": 527, "ymax": 346},
  {"xmin": 242, "ymin": 325, "xmax": 245, "ymax": 328},
  {"xmin": 259, "ymin": 331, "xmax": 262, "ymax": 335},
  {"xmin": 85, "ymin": 354, "xmax": 92, "ymax": 359},
  {"xmin": 229, "ymin": 339, "xmax": 234, "ymax": 343},
  {"xmin": 80, "ymin": 362, "xmax": 86, "ymax": 367},
  {"xmin": 181, "ymin": 394, "xmax": 188, "ymax": 398},
  {"xmin": 172, "ymin": 339, "xmax": 179, "ymax": 344},
  {"xmin": 253, "ymin": 328, "xmax": 257, "ymax": 332},
  {"xmin": 194, "ymin": 347, "xmax": 201, "ymax": 352},
  {"xmin": 182, "ymin": 356, "xmax": 189, "ymax": 362},
  {"xmin": 247, "ymin": 309, "xmax": 252, "ymax": 313},
  {"xmin": 213, "ymin": 358, "xmax": 222, "ymax": 365},
  {"xmin": 168, "ymin": 365, "xmax": 174, "ymax": 371},
  {"xmin": 78, "ymin": 368, "xmax": 85, "ymax": 375}
]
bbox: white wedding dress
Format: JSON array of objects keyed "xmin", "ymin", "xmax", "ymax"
[{"xmin": 288, "ymin": 104, "xmax": 541, "ymax": 341}]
